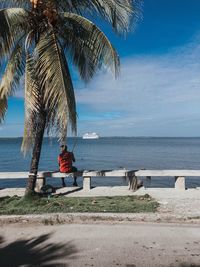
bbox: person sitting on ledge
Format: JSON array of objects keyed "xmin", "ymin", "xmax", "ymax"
[{"xmin": 58, "ymin": 144, "xmax": 78, "ymax": 187}]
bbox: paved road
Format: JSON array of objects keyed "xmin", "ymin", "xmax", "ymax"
[{"xmin": 0, "ymin": 222, "xmax": 200, "ymax": 267}]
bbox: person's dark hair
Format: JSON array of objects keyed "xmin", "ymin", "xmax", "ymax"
[{"xmin": 60, "ymin": 144, "xmax": 67, "ymax": 150}]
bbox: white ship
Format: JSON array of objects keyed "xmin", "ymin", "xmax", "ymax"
[{"xmin": 82, "ymin": 132, "xmax": 100, "ymax": 139}]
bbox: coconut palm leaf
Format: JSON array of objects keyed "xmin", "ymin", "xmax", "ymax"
[
  {"xmin": 61, "ymin": 28, "xmax": 96, "ymax": 82},
  {"xmin": 21, "ymin": 52, "xmax": 41, "ymax": 154},
  {"xmin": 35, "ymin": 28, "xmax": 77, "ymax": 141},
  {"xmin": 60, "ymin": 12, "xmax": 120, "ymax": 80},
  {"xmin": 54, "ymin": 0, "xmax": 142, "ymax": 33},
  {"xmin": 76, "ymin": 0, "xmax": 136, "ymax": 33},
  {"xmin": 0, "ymin": 43, "xmax": 25, "ymax": 98},
  {"xmin": 22, "ymin": 108, "xmax": 39, "ymax": 154},
  {"xmin": 24, "ymin": 54, "xmax": 41, "ymax": 114},
  {"xmin": 0, "ymin": 8, "xmax": 29, "ymax": 58},
  {"xmin": 0, "ymin": 95, "xmax": 7, "ymax": 123},
  {"xmin": 59, "ymin": 43, "xmax": 77, "ymax": 135}
]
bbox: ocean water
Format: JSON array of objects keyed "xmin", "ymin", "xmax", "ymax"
[{"xmin": 1, "ymin": 137, "xmax": 200, "ymax": 188}]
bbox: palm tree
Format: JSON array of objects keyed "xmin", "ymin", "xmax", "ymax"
[{"xmin": 0, "ymin": 0, "xmax": 142, "ymax": 196}]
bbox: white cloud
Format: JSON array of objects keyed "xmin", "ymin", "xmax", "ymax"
[
  {"xmin": 76, "ymin": 36, "xmax": 200, "ymax": 136},
  {"xmin": 7, "ymin": 35, "xmax": 200, "ymax": 137}
]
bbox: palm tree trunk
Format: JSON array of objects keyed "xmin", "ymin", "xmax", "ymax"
[{"xmin": 25, "ymin": 113, "xmax": 46, "ymax": 196}]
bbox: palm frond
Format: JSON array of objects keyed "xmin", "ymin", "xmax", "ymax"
[
  {"xmin": 35, "ymin": 28, "xmax": 77, "ymax": 141},
  {"xmin": 59, "ymin": 12, "xmax": 120, "ymax": 81},
  {"xmin": 0, "ymin": 8, "xmax": 27, "ymax": 124},
  {"xmin": 59, "ymin": 43, "xmax": 77, "ymax": 136},
  {"xmin": 21, "ymin": 53, "xmax": 41, "ymax": 154},
  {"xmin": 54, "ymin": 0, "xmax": 142, "ymax": 33},
  {"xmin": 24, "ymin": 53, "xmax": 41, "ymax": 114},
  {"xmin": 0, "ymin": 95, "xmax": 7, "ymax": 123},
  {"xmin": 21, "ymin": 109, "xmax": 38, "ymax": 154},
  {"xmin": 0, "ymin": 8, "xmax": 29, "ymax": 58},
  {"xmin": 0, "ymin": 43, "xmax": 25, "ymax": 99}
]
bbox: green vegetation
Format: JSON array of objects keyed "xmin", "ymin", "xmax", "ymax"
[{"xmin": 0, "ymin": 194, "xmax": 158, "ymax": 215}]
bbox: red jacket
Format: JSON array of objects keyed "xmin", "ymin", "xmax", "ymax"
[{"xmin": 58, "ymin": 151, "xmax": 75, "ymax": 173}]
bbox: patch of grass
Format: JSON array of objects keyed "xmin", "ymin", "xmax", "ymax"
[{"xmin": 0, "ymin": 194, "xmax": 159, "ymax": 215}]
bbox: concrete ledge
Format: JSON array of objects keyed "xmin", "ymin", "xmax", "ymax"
[{"xmin": 135, "ymin": 170, "xmax": 200, "ymax": 176}]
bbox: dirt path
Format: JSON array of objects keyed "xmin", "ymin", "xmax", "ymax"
[{"xmin": 0, "ymin": 222, "xmax": 200, "ymax": 267}]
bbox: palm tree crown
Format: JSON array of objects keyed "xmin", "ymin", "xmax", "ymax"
[
  {"xmin": 0, "ymin": 0, "xmax": 142, "ymax": 194},
  {"xmin": 0, "ymin": 0, "xmax": 142, "ymax": 150}
]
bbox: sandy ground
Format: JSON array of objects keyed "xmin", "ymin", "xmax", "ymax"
[{"xmin": 0, "ymin": 222, "xmax": 200, "ymax": 267}]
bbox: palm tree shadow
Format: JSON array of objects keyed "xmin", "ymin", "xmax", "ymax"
[
  {"xmin": 0, "ymin": 233, "xmax": 78, "ymax": 267},
  {"xmin": 56, "ymin": 187, "xmax": 83, "ymax": 196}
]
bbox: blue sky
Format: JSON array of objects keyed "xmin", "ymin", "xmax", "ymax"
[{"xmin": 2, "ymin": 0, "xmax": 200, "ymax": 137}]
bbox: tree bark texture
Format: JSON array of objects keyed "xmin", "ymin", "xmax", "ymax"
[{"xmin": 25, "ymin": 113, "xmax": 46, "ymax": 195}]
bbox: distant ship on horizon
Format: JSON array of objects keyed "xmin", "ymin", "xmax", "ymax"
[{"xmin": 82, "ymin": 132, "xmax": 100, "ymax": 139}]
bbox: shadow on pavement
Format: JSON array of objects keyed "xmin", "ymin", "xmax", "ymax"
[
  {"xmin": 0, "ymin": 233, "xmax": 78, "ymax": 267},
  {"xmin": 56, "ymin": 187, "xmax": 83, "ymax": 196}
]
